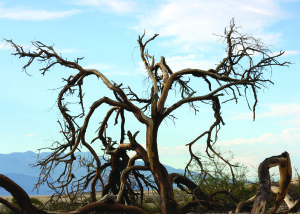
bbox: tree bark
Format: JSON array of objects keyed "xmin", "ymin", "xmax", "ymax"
[
  {"xmin": 251, "ymin": 152, "xmax": 292, "ymax": 214},
  {"xmin": 0, "ymin": 174, "xmax": 147, "ymax": 214},
  {"xmin": 0, "ymin": 197, "xmax": 23, "ymax": 214},
  {"xmin": 169, "ymin": 173, "xmax": 207, "ymax": 200},
  {"xmin": 146, "ymin": 123, "xmax": 179, "ymax": 214},
  {"xmin": 271, "ymin": 186, "xmax": 299, "ymax": 213},
  {"xmin": 0, "ymin": 174, "xmax": 39, "ymax": 214}
]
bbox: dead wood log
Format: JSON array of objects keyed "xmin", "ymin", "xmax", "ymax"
[
  {"xmin": 236, "ymin": 195, "xmax": 256, "ymax": 212},
  {"xmin": 251, "ymin": 152, "xmax": 292, "ymax": 214},
  {"xmin": 235, "ymin": 186, "xmax": 299, "ymax": 213},
  {"xmin": 270, "ymin": 186, "xmax": 300, "ymax": 213},
  {"xmin": 0, "ymin": 174, "xmax": 42, "ymax": 213},
  {"xmin": 0, "ymin": 197, "xmax": 23, "ymax": 214},
  {"xmin": 235, "ymin": 152, "xmax": 293, "ymax": 214},
  {"xmin": 236, "ymin": 152, "xmax": 294, "ymax": 213},
  {"xmin": 0, "ymin": 174, "xmax": 147, "ymax": 214},
  {"xmin": 169, "ymin": 173, "xmax": 207, "ymax": 200}
]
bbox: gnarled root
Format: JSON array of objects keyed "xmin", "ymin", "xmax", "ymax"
[
  {"xmin": 235, "ymin": 152, "xmax": 294, "ymax": 214},
  {"xmin": 0, "ymin": 174, "xmax": 147, "ymax": 214}
]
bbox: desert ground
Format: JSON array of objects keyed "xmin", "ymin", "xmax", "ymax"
[{"xmin": 1, "ymin": 177, "xmax": 299, "ymax": 213}]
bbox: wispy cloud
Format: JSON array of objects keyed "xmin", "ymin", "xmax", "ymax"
[
  {"xmin": 166, "ymin": 54, "xmax": 220, "ymax": 71},
  {"xmin": 153, "ymin": 127, "xmax": 300, "ymax": 172},
  {"xmin": 217, "ymin": 127, "xmax": 300, "ymax": 147},
  {"xmin": 25, "ymin": 134, "xmax": 36, "ymax": 137},
  {"xmin": 272, "ymin": 50, "xmax": 300, "ymax": 57},
  {"xmin": 74, "ymin": 0, "xmax": 137, "ymax": 14},
  {"xmin": 229, "ymin": 103, "xmax": 300, "ymax": 121},
  {"xmin": 0, "ymin": 4, "xmax": 81, "ymax": 21},
  {"xmin": 55, "ymin": 48, "xmax": 77, "ymax": 54},
  {"xmin": 260, "ymin": 103, "xmax": 300, "ymax": 118},
  {"xmin": 83, "ymin": 63, "xmax": 112, "ymax": 70},
  {"xmin": 133, "ymin": 0, "xmax": 291, "ymax": 51}
]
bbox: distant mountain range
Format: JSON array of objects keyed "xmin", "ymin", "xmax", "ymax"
[{"xmin": 0, "ymin": 151, "xmax": 185, "ymax": 196}]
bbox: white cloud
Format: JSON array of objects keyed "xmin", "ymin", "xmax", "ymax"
[
  {"xmin": 74, "ymin": 0, "xmax": 137, "ymax": 14},
  {"xmin": 25, "ymin": 134, "xmax": 36, "ymax": 137},
  {"xmin": 84, "ymin": 63, "xmax": 112, "ymax": 70},
  {"xmin": 0, "ymin": 5, "xmax": 81, "ymax": 21},
  {"xmin": 260, "ymin": 103, "xmax": 300, "ymax": 118},
  {"xmin": 166, "ymin": 54, "xmax": 220, "ymax": 71},
  {"xmin": 241, "ymin": 5, "xmax": 275, "ymax": 16},
  {"xmin": 55, "ymin": 48, "xmax": 77, "ymax": 54},
  {"xmin": 272, "ymin": 50, "xmax": 300, "ymax": 57},
  {"xmin": 134, "ymin": 0, "xmax": 290, "ymax": 51},
  {"xmin": 221, "ymin": 129, "xmax": 300, "ymax": 177},
  {"xmin": 217, "ymin": 127, "xmax": 300, "ymax": 147},
  {"xmin": 229, "ymin": 103, "xmax": 300, "ymax": 122},
  {"xmin": 151, "ymin": 126, "xmax": 300, "ymax": 172}
]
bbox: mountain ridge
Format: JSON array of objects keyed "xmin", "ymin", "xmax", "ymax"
[{"xmin": 0, "ymin": 151, "xmax": 185, "ymax": 196}]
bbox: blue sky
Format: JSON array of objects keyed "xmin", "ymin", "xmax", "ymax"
[{"xmin": 1, "ymin": 0, "xmax": 300, "ymax": 177}]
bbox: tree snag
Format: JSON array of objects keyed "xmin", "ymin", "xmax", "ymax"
[
  {"xmin": 1, "ymin": 19, "xmax": 289, "ymax": 214},
  {"xmin": 250, "ymin": 152, "xmax": 292, "ymax": 214}
]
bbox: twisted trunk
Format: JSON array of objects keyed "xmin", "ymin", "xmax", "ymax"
[
  {"xmin": 251, "ymin": 152, "xmax": 292, "ymax": 214},
  {"xmin": 146, "ymin": 122, "xmax": 178, "ymax": 214}
]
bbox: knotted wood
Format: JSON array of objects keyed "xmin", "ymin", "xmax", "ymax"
[{"xmin": 251, "ymin": 152, "xmax": 292, "ymax": 214}]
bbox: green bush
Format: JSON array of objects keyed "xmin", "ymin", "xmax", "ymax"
[{"xmin": 187, "ymin": 148, "xmax": 257, "ymax": 211}]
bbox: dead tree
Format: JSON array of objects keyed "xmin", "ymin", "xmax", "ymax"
[
  {"xmin": 236, "ymin": 152, "xmax": 299, "ymax": 214},
  {"xmin": 0, "ymin": 174, "xmax": 146, "ymax": 214},
  {"xmin": 1, "ymin": 19, "xmax": 289, "ymax": 214}
]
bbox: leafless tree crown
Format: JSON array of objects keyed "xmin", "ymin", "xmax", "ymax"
[{"xmin": 1, "ymin": 19, "xmax": 289, "ymax": 214}]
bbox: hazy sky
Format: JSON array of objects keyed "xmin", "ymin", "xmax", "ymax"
[{"xmin": 1, "ymin": 0, "xmax": 300, "ymax": 176}]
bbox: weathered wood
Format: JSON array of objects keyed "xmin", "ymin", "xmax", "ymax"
[
  {"xmin": 0, "ymin": 174, "xmax": 40, "ymax": 214},
  {"xmin": 169, "ymin": 173, "xmax": 207, "ymax": 200},
  {"xmin": 251, "ymin": 152, "xmax": 292, "ymax": 214},
  {"xmin": 236, "ymin": 185, "xmax": 299, "ymax": 213},
  {"xmin": 236, "ymin": 195, "xmax": 256, "ymax": 213},
  {"xmin": 0, "ymin": 174, "xmax": 147, "ymax": 214},
  {"xmin": 0, "ymin": 197, "xmax": 23, "ymax": 214}
]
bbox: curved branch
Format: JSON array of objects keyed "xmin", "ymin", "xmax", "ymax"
[
  {"xmin": 169, "ymin": 173, "xmax": 206, "ymax": 200},
  {"xmin": 128, "ymin": 154, "xmax": 142, "ymax": 167},
  {"xmin": 271, "ymin": 186, "xmax": 299, "ymax": 212},
  {"xmin": 236, "ymin": 195, "xmax": 256, "ymax": 213},
  {"xmin": 236, "ymin": 185, "xmax": 299, "ymax": 213},
  {"xmin": 0, "ymin": 173, "xmax": 148, "ymax": 214},
  {"xmin": 251, "ymin": 152, "xmax": 292, "ymax": 214},
  {"xmin": 163, "ymin": 81, "xmax": 253, "ymax": 118},
  {"xmin": 0, "ymin": 174, "xmax": 39, "ymax": 214},
  {"xmin": 0, "ymin": 197, "xmax": 23, "ymax": 214},
  {"xmin": 158, "ymin": 68, "xmax": 238, "ymax": 113},
  {"xmin": 98, "ymin": 106, "xmax": 119, "ymax": 148},
  {"xmin": 116, "ymin": 165, "xmax": 149, "ymax": 203}
]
